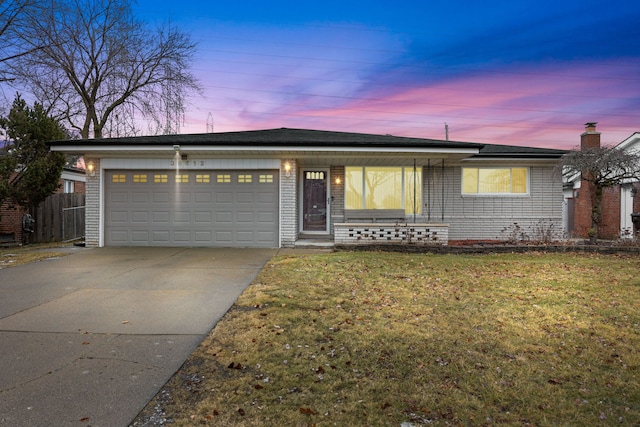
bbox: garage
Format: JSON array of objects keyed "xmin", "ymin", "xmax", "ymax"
[{"xmin": 104, "ymin": 169, "xmax": 279, "ymax": 247}]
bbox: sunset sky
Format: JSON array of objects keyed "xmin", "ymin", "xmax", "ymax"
[{"xmin": 136, "ymin": 0, "xmax": 638, "ymax": 149}]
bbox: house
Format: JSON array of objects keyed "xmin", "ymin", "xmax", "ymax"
[
  {"xmin": 564, "ymin": 124, "xmax": 640, "ymax": 239},
  {"xmin": 48, "ymin": 128, "xmax": 567, "ymax": 248},
  {"xmin": 0, "ymin": 165, "xmax": 86, "ymax": 244}
]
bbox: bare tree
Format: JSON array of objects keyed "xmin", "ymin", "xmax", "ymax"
[
  {"xmin": 559, "ymin": 145, "xmax": 640, "ymax": 238},
  {"xmin": 0, "ymin": 0, "xmax": 39, "ymax": 83},
  {"xmin": 7, "ymin": 0, "xmax": 199, "ymax": 138}
]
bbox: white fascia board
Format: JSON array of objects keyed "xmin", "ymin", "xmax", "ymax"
[
  {"xmin": 615, "ymin": 132, "xmax": 640, "ymax": 151},
  {"xmin": 61, "ymin": 170, "xmax": 87, "ymax": 182}
]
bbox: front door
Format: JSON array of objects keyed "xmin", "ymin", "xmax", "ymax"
[{"xmin": 302, "ymin": 170, "xmax": 328, "ymax": 232}]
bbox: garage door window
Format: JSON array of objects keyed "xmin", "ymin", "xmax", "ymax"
[
  {"xmin": 133, "ymin": 174, "xmax": 147, "ymax": 183},
  {"xmin": 217, "ymin": 174, "xmax": 231, "ymax": 183},
  {"xmin": 238, "ymin": 174, "xmax": 252, "ymax": 183},
  {"xmin": 112, "ymin": 174, "xmax": 126, "ymax": 183},
  {"xmin": 154, "ymin": 174, "xmax": 168, "ymax": 183},
  {"xmin": 196, "ymin": 174, "xmax": 210, "ymax": 183},
  {"xmin": 175, "ymin": 174, "xmax": 189, "ymax": 183},
  {"xmin": 260, "ymin": 174, "xmax": 274, "ymax": 183}
]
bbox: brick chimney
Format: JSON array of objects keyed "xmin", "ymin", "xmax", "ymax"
[{"xmin": 581, "ymin": 122, "xmax": 600, "ymax": 150}]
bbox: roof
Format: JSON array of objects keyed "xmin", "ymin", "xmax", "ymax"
[
  {"xmin": 48, "ymin": 127, "xmax": 567, "ymax": 159},
  {"xmin": 49, "ymin": 127, "xmax": 481, "ymax": 149},
  {"xmin": 474, "ymin": 143, "xmax": 568, "ymax": 158}
]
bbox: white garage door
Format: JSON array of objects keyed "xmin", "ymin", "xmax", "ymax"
[{"xmin": 105, "ymin": 170, "xmax": 279, "ymax": 247}]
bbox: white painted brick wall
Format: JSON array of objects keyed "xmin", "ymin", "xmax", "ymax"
[
  {"xmin": 85, "ymin": 158, "xmax": 100, "ymax": 247},
  {"xmin": 334, "ymin": 223, "xmax": 448, "ymax": 245},
  {"xmin": 280, "ymin": 159, "xmax": 298, "ymax": 247}
]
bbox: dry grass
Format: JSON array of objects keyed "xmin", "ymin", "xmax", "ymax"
[
  {"xmin": 0, "ymin": 242, "xmax": 74, "ymax": 268},
  {"xmin": 135, "ymin": 251, "xmax": 640, "ymax": 426}
]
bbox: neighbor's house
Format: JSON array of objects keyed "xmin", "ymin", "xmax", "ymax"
[
  {"xmin": 0, "ymin": 165, "xmax": 86, "ymax": 244},
  {"xmin": 48, "ymin": 128, "xmax": 566, "ymax": 248},
  {"xmin": 564, "ymin": 124, "xmax": 640, "ymax": 239}
]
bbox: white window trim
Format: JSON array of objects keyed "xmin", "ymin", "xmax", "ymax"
[
  {"xmin": 347, "ymin": 166, "xmax": 422, "ymax": 212},
  {"xmin": 461, "ymin": 166, "xmax": 530, "ymax": 197}
]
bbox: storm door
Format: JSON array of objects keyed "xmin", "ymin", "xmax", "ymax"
[{"xmin": 302, "ymin": 170, "xmax": 328, "ymax": 232}]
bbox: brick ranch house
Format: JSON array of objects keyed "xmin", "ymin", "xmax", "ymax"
[
  {"xmin": 564, "ymin": 123, "xmax": 640, "ymax": 239},
  {"xmin": 48, "ymin": 128, "xmax": 567, "ymax": 248},
  {"xmin": 0, "ymin": 166, "xmax": 86, "ymax": 244}
]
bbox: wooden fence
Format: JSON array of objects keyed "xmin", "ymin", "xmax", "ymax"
[{"xmin": 29, "ymin": 193, "xmax": 86, "ymax": 243}]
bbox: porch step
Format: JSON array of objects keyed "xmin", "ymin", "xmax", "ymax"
[{"xmin": 294, "ymin": 238, "xmax": 335, "ymax": 249}]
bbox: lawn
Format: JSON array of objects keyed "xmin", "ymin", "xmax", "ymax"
[{"xmin": 134, "ymin": 251, "xmax": 640, "ymax": 426}]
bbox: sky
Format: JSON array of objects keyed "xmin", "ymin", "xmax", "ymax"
[{"xmin": 132, "ymin": 0, "xmax": 640, "ymax": 150}]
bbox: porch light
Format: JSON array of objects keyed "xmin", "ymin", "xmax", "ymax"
[
  {"xmin": 173, "ymin": 144, "xmax": 180, "ymax": 152},
  {"xmin": 87, "ymin": 161, "xmax": 95, "ymax": 177},
  {"xmin": 284, "ymin": 161, "xmax": 291, "ymax": 178},
  {"xmin": 335, "ymin": 176, "xmax": 341, "ymax": 185}
]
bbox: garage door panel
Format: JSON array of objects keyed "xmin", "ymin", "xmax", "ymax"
[
  {"xmin": 258, "ymin": 211, "xmax": 275, "ymax": 222},
  {"xmin": 111, "ymin": 192, "xmax": 129, "ymax": 203},
  {"xmin": 174, "ymin": 211, "xmax": 190, "ymax": 222},
  {"xmin": 236, "ymin": 212, "xmax": 254, "ymax": 222},
  {"xmin": 153, "ymin": 211, "xmax": 170, "ymax": 222},
  {"xmin": 176, "ymin": 193, "xmax": 191, "ymax": 203},
  {"xmin": 110, "ymin": 211, "xmax": 128, "ymax": 223},
  {"xmin": 257, "ymin": 231, "xmax": 276, "ymax": 243},
  {"xmin": 195, "ymin": 192, "xmax": 212, "ymax": 203},
  {"xmin": 153, "ymin": 192, "xmax": 170, "ymax": 203},
  {"xmin": 109, "ymin": 230, "xmax": 128, "ymax": 243},
  {"xmin": 195, "ymin": 231, "xmax": 212, "ymax": 241},
  {"xmin": 132, "ymin": 231, "xmax": 151, "ymax": 242},
  {"xmin": 151, "ymin": 231, "xmax": 170, "ymax": 243},
  {"xmin": 173, "ymin": 231, "xmax": 191, "ymax": 242},
  {"xmin": 258, "ymin": 192, "xmax": 276, "ymax": 202},
  {"xmin": 132, "ymin": 211, "xmax": 149, "ymax": 222},
  {"xmin": 215, "ymin": 211, "xmax": 232, "ymax": 222},
  {"xmin": 215, "ymin": 192, "xmax": 233, "ymax": 203},
  {"xmin": 105, "ymin": 170, "xmax": 278, "ymax": 247},
  {"xmin": 236, "ymin": 192, "xmax": 255, "ymax": 203},
  {"xmin": 214, "ymin": 231, "xmax": 232, "ymax": 243},
  {"xmin": 132, "ymin": 192, "xmax": 149, "ymax": 203},
  {"xmin": 194, "ymin": 211, "xmax": 212, "ymax": 222}
]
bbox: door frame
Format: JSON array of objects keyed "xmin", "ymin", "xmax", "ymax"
[
  {"xmin": 620, "ymin": 184, "xmax": 634, "ymax": 238},
  {"xmin": 299, "ymin": 167, "xmax": 331, "ymax": 234}
]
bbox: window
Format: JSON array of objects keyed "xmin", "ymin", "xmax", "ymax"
[
  {"xmin": 112, "ymin": 174, "xmax": 126, "ymax": 183},
  {"xmin": 462, "ymin": 167, "xmax": 528, "ymax": 194},
  {"xmin": 196, "ymin": 174, "xmax": 210, "ymax": 183},
  {"xmin": 154, "ymin": 174, "xmax": 168, "ymax": 183},
  {"xmin": 259, "ymin": 174, "xmax": 274, "ymax": 183},
  {"xmin": 63, "ymin": 180, "xmax": 74, "ymax": 193},
  {"xmin": 217, "ymin": 174, "xmax": 231, "ymax": 183},
  {"xmin": 133, "ymin": 174, "xmax": 147, "ymax": 183},
  {"xmin": 175, "ymin": 174, "xmax": 189, "ymax": 183},
  {"xmin": 238, "ymin": 174, "xmax": 252, "ymax": 183},
  {"xmin": 345, "ymin": 166, "xmax": 422, "ymax": 214}
]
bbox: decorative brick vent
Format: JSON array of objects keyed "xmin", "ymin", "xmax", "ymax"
[{"xmin": 334, "ymin": 222, "xmax": 448, "ymax": 245}]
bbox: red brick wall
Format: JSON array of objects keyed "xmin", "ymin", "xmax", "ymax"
[
  {"xmin": 0, "ymin": 201, "xmax": 26, "ymax": 243},
  {"xmin": 75, "ymin": 180, "xmax": 86, "ymax": 194},
  {"xmin": 573, "ymin": 179, "xmax": 594, "ymax": 237},
  {"xmin": 574, "ymin": 182, "xmax": 640, "ymax": 239},
  {"xmin": 600, "ymin": 186, "xmax": 621, "ymax": 239}
]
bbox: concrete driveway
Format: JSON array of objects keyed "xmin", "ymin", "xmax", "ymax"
[{"xmin": 0, "ymin": 246, "xmax": 276, "ymax": 426}]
